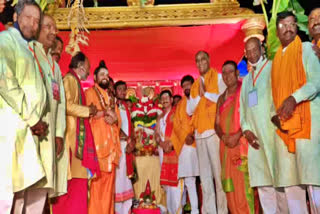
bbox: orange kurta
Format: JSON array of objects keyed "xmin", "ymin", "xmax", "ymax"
[
  {"xmin": 171, "ymin": 96, "xmax": 195, "ymax": 156},
  {"xmin": 85, "ymin": 84, "xmax": 122, "ymax": 214},
  {"xmin": 271, "ymin": 36, "xmax": 311, "ymax": 153},
  {"xmin": 190, "ymin": 68, "xmax": 219, "ymax": 133}
]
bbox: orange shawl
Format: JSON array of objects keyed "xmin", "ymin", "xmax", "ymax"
[
  {"xmin": 312, "ymin": 39, "xmax": 320, "ymax": 47},
  {"xmin": 171, "ymin": 97, "xmax": 195, "ymax": 156},
  {"xmin": 190, "ymin": 68, "xmax": 219, "ymax": 133},
  {"xmin": 85, "ymin": 84, "xmax": 122, "ymax": 172},
  {"xmin": 271, "ymin": 36, "xmax": 311, "ymax": 153}
]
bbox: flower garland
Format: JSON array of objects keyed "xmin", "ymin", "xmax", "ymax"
[{"xmin": 131, "ymin": 96, "xmax": 162, "ymax": 156}]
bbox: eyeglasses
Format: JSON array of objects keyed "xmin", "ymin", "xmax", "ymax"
[{"xmin": 278, "ymin": 22, "xmax": 297, "ymax": 30}]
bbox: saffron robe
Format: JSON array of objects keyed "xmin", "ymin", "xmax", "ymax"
[
  {"xmin": 85, "ymin": 84, "xmax": 122, "ymax": 214},
  {"xmin": 218, "ymin": 82, "xmax": 256, "ymax": 214}
]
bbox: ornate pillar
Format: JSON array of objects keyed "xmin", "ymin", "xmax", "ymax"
[{"xmin": 241, "ymin": 16, "xmax": 266, "ymax": 42}]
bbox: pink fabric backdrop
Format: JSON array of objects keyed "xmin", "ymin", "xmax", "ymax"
[{"xmin": 57, "ymin": 22, "xmax": 245, "ymax": 87}]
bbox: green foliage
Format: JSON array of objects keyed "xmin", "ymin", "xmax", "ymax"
[
  {"xmin": 128, "ymin": 95, "xmax": 139, "ymax": 104},
  {"xmin": 264, "ymin": 0, "xmax": 309, "ymax": 59}
]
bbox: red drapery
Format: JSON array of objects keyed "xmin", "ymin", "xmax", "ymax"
[{"xmin": 58, "ymin": 22, "xmax": 245, "ymax": 88}]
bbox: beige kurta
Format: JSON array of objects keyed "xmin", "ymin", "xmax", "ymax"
[
  {"xmin": 63, "ymin": 73, "xmax": 90, "ymax": 179},
  {"xmin": 0, "ymin": 27, "xmax": 47, "ymax": 211},
  {"xmin": 33, "ymin": 42, "xmax": 68, "ymax": 197}
]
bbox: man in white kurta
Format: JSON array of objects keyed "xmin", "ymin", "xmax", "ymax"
[
  {"xmin": 33, "ymin": 15, "xmax": 68, "ymax": 198},
  {"xmin": 239, "ymin": 37, "xmax": 291, "ymax": 213},
  {"xmin": 171, "ymin": 75, "xmax": 199, "ymax": 214},
  {"xmin": 114, "ymin": 81, "xmax": 134, "ymax": 214},
  {"xmin": 270, "ymin": 12, "xmax": 320, "ymax": 213},
  {"xmin": 0, "ymin": 2, "xmax": 47, "ymax": 213},
  {"xmin": 186, "ymin": 51, "xmax": 227, "ymax": 214}
]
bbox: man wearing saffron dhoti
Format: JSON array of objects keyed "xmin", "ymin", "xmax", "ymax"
[
  {"xmin": 171, "ymin": 75, "xmax": 199, "ymax": 214},
  {"xmin": 186, "ymin": 51, "xmax": 227, "ymax": 214},
  {"xmin": 0, "ymin": 1, "xmax": 49, "ymax": 213},
  {"xmin": 52, "ymin": 52, "xmax": 100, "ymax": 214},
  {"xmin": 114, "ymin": 80, "xmax": 135, "ymax": 214},
  {"xmin": 271, "ymin": 11, "xmax": 320, "ymax": 213},
  {"xmin": 215, "ymin": 60, "xmax": 258, "ymax": 214},
  {"xmin": 86, "ymin": 60, "xmax": 122, "ymax": 214}
]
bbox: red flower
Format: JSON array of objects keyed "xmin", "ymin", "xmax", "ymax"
[
  {"xmin": 149, "ymin": 135, "xmax": 154, "ymax": 140},
  {"xmin": 142, "ymin": 132, "xmax": 147, "ymax": 138}
]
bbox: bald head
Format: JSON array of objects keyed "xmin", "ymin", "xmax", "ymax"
[
  {"xmin": 309, "ymin": 8, "xmax": 320, "ymax": 42},
  {"xmin": 195, "ymin": 50, "xmax": 209, "ymax": 59},
  {"xmin": 195, "ymin": 50, "xmax": 210, "ymax": 76},
  {"xmin": 245, "ymin": 37, "xmax": 262, "ymax": 65}
]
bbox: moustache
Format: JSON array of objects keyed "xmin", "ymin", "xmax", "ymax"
[
  {"xmin": 284, "ymin": 30, "xmax": 294, "ymax": 35},
  {"xmin": 313, "ymin": 23, "xmax": 320, "ymax": 29}
]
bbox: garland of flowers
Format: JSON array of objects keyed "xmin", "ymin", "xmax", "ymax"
[{"xmin": 131, "ymin": 96, "xmax": 162, "ymax": 156}]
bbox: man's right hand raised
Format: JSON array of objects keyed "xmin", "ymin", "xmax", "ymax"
[{"xmin": 31, "ymin": 120, "xmax": 48, "ymax": 137}]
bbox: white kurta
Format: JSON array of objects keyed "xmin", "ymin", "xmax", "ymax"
[
  {"xmin": 34, "ymin": 42, "xmax": 68, "ymax": 197},
  {"xmin": 239, "ymin": 58, "xmax": 277, "ymax": 187},
  {"xmin": 178, "ymin": 145, "xmax": 199, "ymax": 178},
  {"xmin": 0, "ymin": 28, "xmax": 47, "ymax": 213},
  {"xmin": 275, "ymin": 42, "xmax": 320, "ymax": 186},
  {"xmin": 115, "ymin": 106, "xmax": 134, "ymax": 212}
]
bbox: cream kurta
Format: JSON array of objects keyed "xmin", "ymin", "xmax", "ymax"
[
  {"xmin": 63, "ymin": 73, "xmax": 90, "ymax": 179},
  {"xmin": 274, "ymin": 42, "xmax": 320, "ymax": 187},
  {"xmin": 240, "ymin": 59, "xmax": 277, "ymax": 187},
  {"xmin": 34, "ymin": 42, "xmax": 68, "ymax": 197},
  {"xmin": 0, "ymin": 28, "xmax": 47, "ymax": 212}
]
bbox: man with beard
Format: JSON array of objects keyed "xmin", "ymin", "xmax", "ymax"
[
  {"xmin": 32, "ymin": 14, "xmax": 68, "ymax": 199},
  {"xmin": 52, "ymin": 52, "xmax": 100, "ymax": 214},
  {"xmin": 186, "ymin": 51, "xmax": 227, "ymax": 214},
  {"xmin": 114, "ymin": 80, "xmax": 135, "ymax": 214},
  {"xmin": 309, "ymin": 8, "xmax": 320, "ymax": 59},
  {"xmin": 51, "ymin": 36, "xmax": 64, "ymax": 63},
  {"xmin": 0, "ymin": 0, "xmax": 48, "ymax": 213},
  {"xmin": 171, "ymin": 75, "xmax": 200, "ymax": 214},
  {"xmin": 271, "ymin": 11, "xmax": 320, "ymax": 212},
  {"xmin": 85, "ymin": 60, "xmax": 122, "ymax": 214}
]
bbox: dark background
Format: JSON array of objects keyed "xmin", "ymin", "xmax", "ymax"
[{"xmin": 1, "ymin": 0, "xmax": 320, "ymax": 27}]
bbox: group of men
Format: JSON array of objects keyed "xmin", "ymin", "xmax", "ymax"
[
  {"xmin": 0, "ymin": 0, "xmax": 320, "ymax": 213},
  {"xmin": 0, "ymin": 0, "xmax": 135, "ymax": 213}
]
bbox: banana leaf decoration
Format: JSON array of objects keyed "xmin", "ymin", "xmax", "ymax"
[{"xmin": 259, "ymin": 0, "xmax": 309, "ymax": 59}]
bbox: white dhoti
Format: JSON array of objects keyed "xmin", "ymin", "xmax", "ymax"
[
  {"xmin": 196, "ymin": 134, "xmax": 227, "ymax": 214},
  {"xmin": 258, "ymin": 185, "xmax": 311, "ymax": 214},
  {"xmin": 115, "ymin": 140, "xmax": 134, "ymax": 214},
  {"xmin": 178, "ymin": 145, "xmax": 199, "ymax": 178},
  {"xmin": 178, "ymin": 145, "xmax": 199, "ymax": 214},
  {"xmin": 13, "ymin": 188, "xmax": 48, "ymax": 214},
  {"xmin": 308, "ymin": 185, "xmax": 320, "ymax": 214},
  {"xmin": 164, "ymin": 179, "xmax": 184, "ymax": 214}
]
